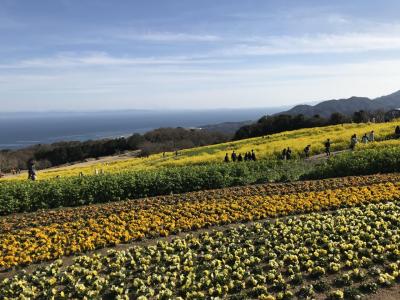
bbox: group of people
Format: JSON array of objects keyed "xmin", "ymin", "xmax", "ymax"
[
  {"xmin": 281, "ymin": 147, "xmax": 293, "ymax": 160},
  {"xmin": 350, "ymin": 131, "xmax": 374, "ymax": 150},
  {"xmin": 224, "ymin": 150, "xmax": 256, "ymax": 162}
]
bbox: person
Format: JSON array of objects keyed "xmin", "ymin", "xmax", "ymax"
[
  {"xmin": 244, "ymin": 152, "xmax": 249, "ymax": 161},
  {"xmin": 286, "ymin": 147, "xmax": 292, "ymax": 160},
  {"xmin": 362, "ymin": 133, "xmax": 368, "ymax": 144},
  {"xmin": 238, "ymin": 153, "xmax": 243, "ymax": 162},
  {"xmin": 304, "ymin": 145, "xmax": 311, "ymax": 158},
  {"xmin": 231, "ymin": 151, "xmax": 237, "ymax": 162},
  {"xmin": 324, "ymin": 139, "xmax": 331, "ymax": 156},
  {"xmin": 27, "ymin": 159, "xmax": 36, "ymax": 181},
  {"xmin": 282, "ymin": 148, "xmax": 287, "ymax": 160},
  {"xmin": 350, "ymin": 134, "xmax": 358, "ymax": 151},
  {"xmin": 251, "ymin": 150, "xmax": 256, "ymax": 161},
  {"xmin": 396, "ymin": 126, "xmax": 400, "ymax": 136},
  {"xmin": 224, "ymin": 153, "xmax": 229, "ymax": 163},
  {"xmin": 369, "ymin": 131, "xmax": 375, "ymax": 142}
]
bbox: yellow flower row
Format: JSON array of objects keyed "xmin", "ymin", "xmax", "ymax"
[
  {"xmin": 3, "ymin": 120, "xmax": 400, "ymax": 181},
  {"xmin": 1, "ymin": 200, "xmax": 399, "ymax": 299},
  {"xmin": 1, "ymin": 181, "xmax": 399, "ymax": 269},
  {"xmin": 1, "ymin": 172, "xmax": 398, "ymax": 233}
]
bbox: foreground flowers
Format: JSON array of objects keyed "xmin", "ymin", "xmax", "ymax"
[
  {"xmin": 1, "ymin": 174, "xmax": 400, "ymax": 270},
  {"xmin": 1, "ymin": 201, "xmax": 399, "ymax": 299}
]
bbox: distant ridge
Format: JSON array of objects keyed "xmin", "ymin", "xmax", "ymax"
[{"xmin": 277, "ymin": 90, "xmax": 400, "ymax": 118}]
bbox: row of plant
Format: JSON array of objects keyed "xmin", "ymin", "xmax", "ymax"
[
  {"xmin": 0, "ymin": 160, "xmax": 311, "ymax": 215},
  {"xmin": 1, "ymin": 173, "xmax": 399, "ymax": 234},
  {"xmin": 305, "ymin": 146, "xmax": 400, "ymax": 179},
  {"xmin": 2, "ymin": 120, "xmax": 398, "ymax": 181},
  {"xmin": 1, "ymin": 180, "xmax": 399, "ymax": 270},
  {"xmin": 1, "ymin": 200, "xmax": 399, "ymax": 299},
  {"xmin": 3, "ymin": 143, "xmax": 400, "ymax": 216}
]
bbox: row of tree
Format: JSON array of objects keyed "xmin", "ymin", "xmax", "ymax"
[
  {"xmin": 0, "ymin": 128, "xmax": 229, "ymax": 172},
  {"xmin": 234, "ymin": 110, "xmax": 387, "ymax": 140}
]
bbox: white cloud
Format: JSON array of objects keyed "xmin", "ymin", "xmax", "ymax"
[
  {"xmin": 115, "ymin": 32, "xmax": 220, "ymax": 42},
  {"xmin": 0, "ymin": 52, "xmax": 230, "ymax": 69},
  {"xmin": 221, "ymin": 31, "xmax": 400, "ymax": 56}
]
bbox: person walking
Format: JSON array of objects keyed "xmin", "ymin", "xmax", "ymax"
[
  {"xmin": 281, "ymin": 148, "xmax": 287, "ymax": 160},
  {"xmin": 231, "ymin": 151, "xmax": 237, "ymax": 162},
  {"xmin": 304, "ymin": 145, "xmax": 311, "ymax": 158},
  {"xmin": 350, "ymin": 134, "xmax": 358, "ymax": 151},
  {"xmin": 369, "ymin": 130, "xmax": 375, "ymax": 142},
  {"xmin": 396, "ymin": 126, "xmax": 400, "ymax": 137},
  {"xmin": 362, "ymin": 133, "xmax": 369, "ymax": 144},
  {"xmin": 224, "ymin": 153, "xmax": 229, "ymax": 163},
  {"xmin": 238, "ymin": 153, "xmax": 243, "ymax": 162},
  {"xmin": 324, "ymin": 139, "xmax": 331, "ymax": 156},
  {"xmin": 286, "ymin": 147, "xmax": 292, "ymax": 160},
  {"xmin": 251, "ymin": 150, "xmax": 256, "ymax": 161},
  {"xmin": 27, "ymin": 159, "xmax": 36, "ymax": 181}
]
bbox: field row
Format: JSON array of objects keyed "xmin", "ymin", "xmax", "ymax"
[
  {"xmin": 1, "ymin": 173, "xmax": 399, "ymax": 233},
  {"xmin": 1, "ymin": 201, "xmax": 399, "ymax": 299},
  {"xmin": 1, "ymin": 178, "xmax": 400, "ymax": 270},
  {"xmin": 2, "ymin": 121, "xmax": 399, "ymax": 181}
]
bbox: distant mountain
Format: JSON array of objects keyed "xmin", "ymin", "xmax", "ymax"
[{"xmin": 278, "ymin": 90, "xmax": 400, "ymax": 118}]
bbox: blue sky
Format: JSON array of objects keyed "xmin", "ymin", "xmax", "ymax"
[{"xmin": 1, "ymin": 0, "xmax": 400, "ymax": 111}]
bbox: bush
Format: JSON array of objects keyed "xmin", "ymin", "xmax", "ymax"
[
  {"xmin": 0, "ymin": 160, "xmax": 310, "ymax": 215},
  {"xmin": 303, "ymin": 146, "xmax": 400, "ymax": 180}
]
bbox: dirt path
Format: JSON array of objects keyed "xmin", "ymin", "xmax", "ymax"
[
  {"xmin": 2, "ymin": 150, "xmax": 140, "ymax": 179},
  {"xmin": 306, "ymin": 149, "xmax": 350, "ymax": 161}
]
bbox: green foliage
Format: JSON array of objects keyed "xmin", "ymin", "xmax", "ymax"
[
  {"xmin": 0, "ymin": 160, "xmax": 310, "ymax": 215},
  {"xmin": 304, "ymin": 146, "xmax": 400, "ymax": 179}
]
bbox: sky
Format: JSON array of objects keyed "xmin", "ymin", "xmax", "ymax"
[{"xmin": 1, "ymin": 0, "xmax": 400, "ymax": 111}]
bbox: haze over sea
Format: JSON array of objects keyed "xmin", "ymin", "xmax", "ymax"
[{"xmin": 0, "ymin": 108, "xmax": 282, "ymax": 150}]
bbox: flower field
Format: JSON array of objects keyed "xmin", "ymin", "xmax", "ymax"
[
  {"xmin": 1, "ymin": 173, "xmax": 400, "ymax": 274},
  {"xmin": 1, "ymin": 199, "xmax": 399, "ymax": 299},
  {"xmin": 2, "ymin": 120, "xmax": 400, "ymax": 181}
]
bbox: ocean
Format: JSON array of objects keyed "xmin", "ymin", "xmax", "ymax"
[{"xmin": 0, "ymin": 108, "xmax": 283, "ymax": 149}]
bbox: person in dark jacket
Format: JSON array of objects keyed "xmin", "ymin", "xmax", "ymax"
[
  {"xmin": 251, "ymin": 150, "xmax": 256, "ymax": 161},
  {"xmin": 27, "ymin": 159, "xmax": 36, "ymax": 181},
  {"xmin": 282, "ymin": 148, "xmax": 287, "ymax": 160},
  {"xmin": 395, "ymin": 126, "xmax": 400, "ymax": 137},
  {"xmin": 231, "ymin": 151, "xmax": 237, "ymax": 162},
  {"xmin": 286, "ymin": 147, "xmax": 292, "ymax": 160},
  {"xmin": 224, "ymin": 153, "xmax": 229, "ymax": 163},
  {"xmin": 238, "ymin": 153, "xmax": 243, "ymax": 162},
  {"xmin": 304, "ymin": 145, "xmax": 311, "ymax": 158},
  {"xmin": 244, "ymin": 152, "xmax": 249, "ymax": 161},
  {"xmin": 324, "ymin": 139, "xmax": 331, "ymax": 156}
]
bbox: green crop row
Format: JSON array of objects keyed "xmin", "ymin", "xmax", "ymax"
[
  {"xmin": 1, "ymin": 146, "xmax": 400, "ymax": 216},
  {"xmin": 0, "ymin": 160, "xmax": 310, "ymax": 215}
]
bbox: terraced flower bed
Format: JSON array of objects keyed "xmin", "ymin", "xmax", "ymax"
[
  {"xmin": 1, "ymin": 174, "xmax": 400, "ymax": 270},
  {"xmin": 1, "ymin": 201, "xmax": 399, "ymax": 299}
]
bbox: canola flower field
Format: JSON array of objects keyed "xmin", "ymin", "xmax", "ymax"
[
  {"xmin": 1, "ymin": 199, "xmax": 399, "ymax": 299},
  {"xmin": 3, "ymin": 120, "xmax": 400, "ymax": 181}
]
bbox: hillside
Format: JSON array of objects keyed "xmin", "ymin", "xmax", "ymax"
[
  {"xmin": 3, "ymin": 120, "xmax": 400, "ymax": 181},
  {"xmin": 201, "ymin": 120, "xmax": 254, "ymax": 135},
  {"xmin": 279, "ymin": 90, "xmax": 400, "ymax": 117}
]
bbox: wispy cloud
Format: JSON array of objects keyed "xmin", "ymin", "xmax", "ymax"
[
  {"xmin": 0, "ymin": 52, "xmax": 231, "ymax": 69},
  {"xmin": 114, "ymin": 32, "xmax": 220, "ymax": 42},
  {"xmin": 220, "ymin": 31, "xmax": 400, "ymax": 56}
]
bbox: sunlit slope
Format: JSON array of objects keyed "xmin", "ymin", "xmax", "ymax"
[{"xmin": 4, "ymin": 121, "xmax": 400, "ymax": 180}]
